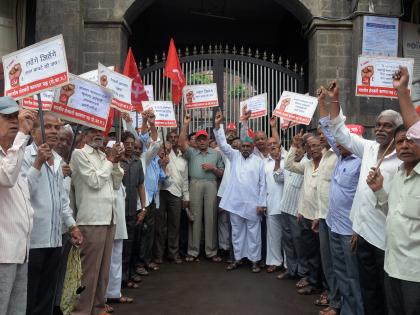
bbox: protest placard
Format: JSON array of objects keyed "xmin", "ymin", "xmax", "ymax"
[
  {"xmin": 79, "ymin": 66, "xmax": 114, "ymax": 82},
  {"xmin": 130, "ymin": 111, "xmax": 143, "ymax": 128},
  {"xmin": 142, "ymin": 101, "xmax": 177, "ymax": 127},
  {"xmin": 21, "ymin": 90, "xmax": 54, "ymax": 111},
  {"xmin": 279, "ymin": 117, "xmax": 298, "ymax": 129},
  {"xmin": 51, "ymin": 74, "xmax": 113, "ymax": 131},
  {"xmin": 240, "ymin": 93, "xmax": 267, "ymax": 119},
  {"xmin": 2, "ymin": 35, "xmax": 69, "ymax": 100},
  {"xmin": 182, "ymin": 83, "xmax": 218, "ymax": 109},
  {"xmin": 362, "ymin": 16, "xmax": 399, "ymax": 57},
  {"xmin": 273, "ymin": 91, "xmax": 318, "ymax": 125},
  {"xmin": 98, "ymin": 63, "xmax": 133, "ymax": 113},
  {"xmin": 356, "ymin": 56, "xmax": 414, "ymax": 98}
]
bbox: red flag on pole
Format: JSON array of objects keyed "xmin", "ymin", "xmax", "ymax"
[
  {"xmin": 123, "ymin": 47, "xmax": 148, "ymax": 112},
  {"xmin": 164, "ymin": 38, "xmax": 185, "ymax": 105}
]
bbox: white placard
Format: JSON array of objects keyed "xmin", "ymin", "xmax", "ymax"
[
  {"xmin": 240, "ymin": 93, "xmax": 268, "ymax": 119},
  {"xmin": 142, "ymin": 101, "xmax": 177, "ymax": 127},
  {"xmin": 2, "ymin": 34, "xmax": 69, "ymax": 100},
  {"xmin": 21, "ymin": 90, "xmax": 55, "ymax": 111},
  {"xmin": 362, "ymin": 16, "xmax": 399, "ymax": 57},
  {"xmin": 98, "ymin": 62, "xmax": 133, "ymax": 113},
  {"xmin": 129, "ymin": 111, "xmax": 143, "ymax": 128},
  {"xmin": 51, "ymin": 73, "xmax": 113, "ymax": 131},
  {"xmin": 273, "ymin": 91, "xmax": 318, "ymax": 125},
  {"xmin": 79, "ymin": 66, "xmax": 114, "ymax": 83},
  {"xmin": 402, "ymin": 22, "xmax": 420, "ymax": 81},
  {"xmin": 356, "ymin": 55, "xmax": 414, "ymax": 98},
  {"xmin": 182, "ymin": 83, "xmax": 219, "ymax": 109}
]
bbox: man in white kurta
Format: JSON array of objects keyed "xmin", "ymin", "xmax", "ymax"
[{"xmin": 214, "ymin": 113, "xmax": 267, "ymax": 273}]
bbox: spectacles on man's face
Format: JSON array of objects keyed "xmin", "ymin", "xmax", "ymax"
[{"xmin": 0, "ymin": 112, "xmax": 19, "ymax": 120}]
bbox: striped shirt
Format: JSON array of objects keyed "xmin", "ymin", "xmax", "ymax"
[
  {"xmin": 0, "ymin": 132, "xmax": 34, "ymax": 263},
  {"xmin": 279, "ymin": 166, "xmax": 304, "ymax": 216}
]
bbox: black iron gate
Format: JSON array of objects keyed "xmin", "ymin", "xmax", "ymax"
[{"xmin": 140, "ymin": 44, "xmax": 305, "ymax": 148}]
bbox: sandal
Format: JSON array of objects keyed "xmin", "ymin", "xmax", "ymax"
[
  {"xmin": 276, "ymin": 270, "xmax": 297, "ymax": 280},
  {"xmin": 147, "ymin": 262, "xmax": 160, "ymax": 271},
  {"xmin": 296, "ymin": 277, "xmax": 309, "ymax": 289},
  {"xmin": 136, "ymin": 266, "xmax": 149, "ymax": 276},
  {"xmin": 125, "ymin": 281, "xmax": 140, "ymax": 289},
  {"xmin": 153, "ymin": 258, "xmax": 163, "ymax": 264},
  {"xmin": 297, "ymin": 285, "xmax": 322, "ymax": 295},
  {"xmin": 226, "ymin": 261, "xmax": 241, "ymax": 271},
  {"xmin": 107, "ymin": 296, "xmax": 134, "ymax": 304},
  {"xmin": 251, "ymin": 263, "xmax": 261, "ymax": 273},
  {"xmin": 319, "ymin": 307, "xmax": 339, "ymax": 315},
  {"xmin": 185, "ymin": 255, "xmax": 200, "ymax": 262},
  {"xmin": 211, "ymin": 255, "xmax": 222, "ymax": 263},
  {"xmin": 104, "ymin": 304, "xmax": 114, "ymax": 313},
  {"xmin": 266, "ymin": 265, "xmax": 279, "ymax": 273},
  {"xmin": 130, "ymin": 274, "xmax": 142, "ymax": 283},
  {"xmin": 314, "ymin": 291, "xmax": 329, "ymax": 306}
]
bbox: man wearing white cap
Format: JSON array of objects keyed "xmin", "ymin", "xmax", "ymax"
[{"xmin": 0, "ymin": 96, "xmax": 36, "ymax": 315}]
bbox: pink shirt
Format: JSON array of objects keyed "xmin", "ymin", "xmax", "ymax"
[{"xmin": 407, "ymin": 120, "xmax": 420, "ymax": 145}]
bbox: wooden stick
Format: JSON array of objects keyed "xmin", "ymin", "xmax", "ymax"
[
  {"xmin": 66, "ymin": 124, "xmax": 81, "ymax": 164},
  {"xmin": 36, "ymin": 93, "xmax": 46, "ymax": 143},
  {"xmin": 375, "ymin": 138, "xmax": 395, "ymax": 171}
]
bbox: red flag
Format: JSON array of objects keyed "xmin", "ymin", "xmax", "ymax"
[
  {"xmin": 164, "ymin": 38, "xmax": 185, "ymax": 104},
  {"xmin": 123, "ymin": 47, "xmax": 148, "ymax": 112},
  {"xmin": 103, "ymin": 108, "xmax": 114, "ymax": 136}
]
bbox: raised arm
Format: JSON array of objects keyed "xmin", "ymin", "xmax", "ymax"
[
  {"xmin": 179, "ymin": 113, "xmax": 191, "ymax": 153},
  {"xmin": 393, "ymin": 66, "xmax": 420, "ymax": 128},
  {"xmin": 270, "ymin": 116, "xmax": 280, "ymax": 144},
  {"xmin": 240, "ymin": 105, "xmax": 252, "ymax": 140},
  {"xmin": 213, "ymin": 111, "xmax": 236, "ymax": 160},
  {"xmin": 284, "ymin": 131, "xmax": 305, "ymax": 174},
  {"xmin": 317, "ymin": 86, "xmax": 340, "ymax": 156}
]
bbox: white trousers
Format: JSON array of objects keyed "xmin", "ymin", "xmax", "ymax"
[
  {"xmin": 106, "ymin": 239, "xmax": 123, "ymax": 299},
  {"xmin": 218, "ymin": 210, "xmax": 230, "ymax": 250},
  {"xmin": 265, "ymin": 214, "xmax": 284, "ymax": 266},
  {"xmin": 229, "ymin": 213, "xmax": 261, "ymax": 262}
]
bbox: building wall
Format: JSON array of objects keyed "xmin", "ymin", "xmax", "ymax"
[{"xmin": 0, "ymin": 1, "xmax": 17, "ymax": 58}]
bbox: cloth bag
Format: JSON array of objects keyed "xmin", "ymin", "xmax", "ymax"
[{"xmin": 60, "ymin": 245, "xmax": 83, "ymax": 315}]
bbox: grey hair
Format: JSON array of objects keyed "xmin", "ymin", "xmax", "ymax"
[
  {"xmin": 377, "ymin": 109, "xmax": 403, "ymax": 127},
  {"xmin": 62, "ymin": 124, "xmax": 74, "ymax": 137}
]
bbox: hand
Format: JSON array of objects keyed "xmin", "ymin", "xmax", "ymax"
[
  {"xmin": 366, "ymin": 167, "xmax": 384, "ymax": 192},
  {"xmin": 392, "ymin": 66, "xmax": 410, "ymax": 93},
  {"xmin": 201, "ymin": 163, "xmax": 215, "ymax": 171},
  {"xmin": 18, "ymin": 109, "xmax": 37, "ymax": 135},
  {"xmin": 311, "ymin": 219, "xmax": 320, "ymax": 233},
  {"xmin": 121, "ymin": 112, "xmax": 133, "ymax": 124},
  {"xmin": 62, "ymin": 164, "xmax": 72, "ymax": 177},
  {"xmin": 269, "ymin": 116, "xmax": 277, "ymax": 128},
  {"xmin": 292, "ymin": 129, "xmax": 304, "ymax": 148},
  {"xmin": 316, "ymin": 86, "xmax": 327, "ymax": 101},
  {"xmin": 141, "ymin": 110, "xmax": 149, "ymax": 123},
  {"xmin": 70, "ymin": 226, "xmax": 83, "ymax": 246},
  {"xmin": 182, "ymin": 200, "xmax": 190, "ymax": 209},
  {"xmin": 108, "ymin": 143, "xmax": 125, "ymax": 163},
  {"xmin": 214, "ymin": 110, "xmax": 224, "ymax": 128},
  {"xmin": 256, "ymin": 207, "xmax": 266, "ymax": 215},
  {"xmin": 327, "ymin": 80, "xmax": 339, "ymax": 100},
  {"xmin": 240, "ymin": 105, "xmax": 252, "ymax": 121},
  {"xmin": 351, "ymin": 233, "xmax": 358, "ymax": 252},
  {"xmin": 297, "ymin": 213, "xmax": 304, "ymax": 224},
  {"xmin": 159, "ymin": 156, "xmax": 170, "ymax": 167},
  {"xmin": 33, "ymin": 143, "xmax": 52, "ymax": 169},
  {"xmin": 136, "ymin": 209, "xmax": 146, "ymax": 225},
  {"xmin": 147, "ymin": 110, "xmax": 156, "ymax": 126},
  {"xmin": 184, "ymin": 113, "xmax": 192, "ymax": 125}
]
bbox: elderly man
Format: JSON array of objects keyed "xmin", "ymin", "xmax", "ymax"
[
  {"xmin": 329, "ymin": 80, "xmax": 402, "ymax": 315},
  {"xmin": 179, "ymin": 113, "xmax": 224, "ymax": 262},
  {"xmin": 214, "ymin": 111, "xmax": 267, "ymax": 273},
  {"xmin": 22, "ymin": 113, "xmax": 83, "ymax": 315},
  {"xmin": 367, "ymin": 125, "xmax": 420, "ymax": 315},
  {"xmin": 70, "ymin": 126, "xmax": 124, "ymax": 315},
  {"xmin": 0, "ymin": 98, "xmax": 36, "ymax": 315},
  {"xmin": 285, "ymin": 131, "xmax": 324, "ymax": 295}
]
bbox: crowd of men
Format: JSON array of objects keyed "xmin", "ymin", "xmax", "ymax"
[{"xmin": 0, "ymin": 66, "xmax": 419, "ymax": 315}]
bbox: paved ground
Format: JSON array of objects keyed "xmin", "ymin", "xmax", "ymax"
[{"xmin": 112, "ymin": 259, "xmax": 317, "ymax": 315}]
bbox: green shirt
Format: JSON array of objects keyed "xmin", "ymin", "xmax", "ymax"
[{"xmin": 183, "ymin": 147, "xmax": 224, "ymax": 180}]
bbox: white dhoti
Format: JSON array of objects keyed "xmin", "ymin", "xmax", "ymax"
[
  {"xmin": 106, "ymin": 239, "xmax": 123, "ymax": 299},
  {"xmin": 230, "ymin": 213, "xmax": 261, "ymax": 262},
  {"xmin": 265, "ymin": 214, "xmax": 284, "ymax": 266},
  {"xmin": 218, "ymin": 210, "xmax": 231, "ymax": 250}
]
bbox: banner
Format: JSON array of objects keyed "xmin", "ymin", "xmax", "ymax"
[
  {"xmin": 182, "ymin": 83, "xmax": 218, "ymax": 109},
  {"xmin": 21, "ymin": 90, "xmax": 54, "ymax": 111},
  {"xmin": 362, "ymin": 16, "xmax": 399, "ymax": 57},
  {"xmin": 240, "ymin": 93, "xmax": 267, "ymax": 119},
  {"xmin": 98, "ymin": 63, "xmax": 133, "ymax": 113},
  {"xmin": 273, "ymin": 91, "xmax": 318, "ymax": 125},
  {"xmin": 51, "ymin": 74, "xmax": 113, "ymax": 131},
  {"xmin": 79, "ymin": 66, "xmax": 114, "ymax": 82},
  {"xmin": 356, "ymin": 56, "xmax": 414, "ymax": 98},
  {"xmin": 2, "ymin": 35, "xmax": 69, "ymax": 100},
  {"xmin": 142, "ymin": 101, "xmax": 177, "ymax": 127}
]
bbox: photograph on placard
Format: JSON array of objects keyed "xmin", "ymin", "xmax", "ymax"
[
  {"xmin": 182, "ymin": 83, "xmax": 219, "ymax": 109},
  {"xmin": 273, "ymin": 91, "xmax": 318, "ymax": 125},
  {"xmin": 79, "ymin": 66, "xmax": 115, "ymax": 83},
  {"xmin": 2, "ymin": 35, "xmax": 69, "ymax": 100}
]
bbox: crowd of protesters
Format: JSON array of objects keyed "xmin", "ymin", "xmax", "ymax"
[{"xmin": 0, "ymin": 66, "xmax": 419, "ymax": 315}]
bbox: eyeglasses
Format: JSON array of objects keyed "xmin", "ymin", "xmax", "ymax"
[{"xmin": 0, "ymin": 112, "xmax": 19, "ymax": 120}]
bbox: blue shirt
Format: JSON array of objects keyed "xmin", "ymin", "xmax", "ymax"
[
  {"xmin": 145, "ymin": 155, "xmax": 166, "ymax": 207},
  {"xmin": 319, "ymin": 116, "xmax": 362, "ymax": 236}
]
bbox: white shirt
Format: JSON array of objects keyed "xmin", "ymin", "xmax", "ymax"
[
  {"xmin": 114, "ymin": 184, "xmax": 128, "ymax": 240},
  {"xmin": 330, "ymin": 112, "xmax": 401, "ymax": 250},
  {"xmin": 161, "ymin": 149, "xmax": 189, "ymax": 201},
  {"xmin": 265, "ymin": 156, "xmax": 285, "ymax": 215},
  {"xmin": 316, "ymin": 149, "xmax": 337, "ymax": 219},
  {"xmin": 0, "ymin": 132, "xmax": 34, "ymax": 263},
  {"xmin": 217, "ymin": 151, "xmax": 231, "ymax": 198},
  {"xmin": 214, "ymin": 126, "xmax": 267, "ymax": 221}
]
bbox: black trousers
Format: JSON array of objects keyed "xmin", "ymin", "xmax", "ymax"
[
  {"xmin": 27, "ymin": 247, "xmax": 62, "ymax": 315},
  {"xmin": 299, "ymin": 218, "xmax": 321, "ymax": 287},
  {"xmin": 179, "ymin": 208, "xmax": 189, "ymax": 257},
  {"xmin": 384, "ymin": 273, "xmax": 420, "ymax": 315},
  {"xmin": 122, "ymin": 214, "xmax": 139, "ymax": 282},
  {"xmin": 139, "ymin": 201, "xmax": 156, "ymax": 265},
  {"xmin": 356, "ymin": 235, "xmax": 387, "ymax": 315}
]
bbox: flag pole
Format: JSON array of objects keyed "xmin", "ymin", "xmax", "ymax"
[
  {"xmin": 36, "ymin": 93, "xmax": 46, "ymax": 143},
  {"xmin": 66, "ymin": 124, "xmax": 81, "ymax": 164}
]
